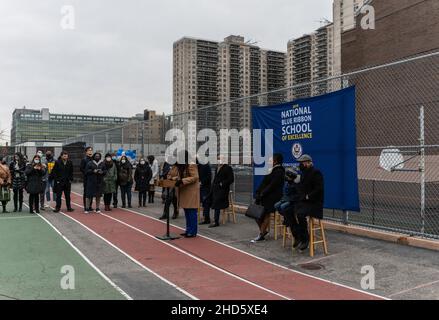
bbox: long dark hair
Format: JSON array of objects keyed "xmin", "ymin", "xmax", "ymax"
[{"xmin": 176, "ymin": 150, "xmax": 190, "ymax": 178}]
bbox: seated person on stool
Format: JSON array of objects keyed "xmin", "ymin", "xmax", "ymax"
[
  {"xmin": 292, "ymin": 154, "xmax": 324, "ymax": 252},
  {"xmin": 274, "ymin": 167, "xmax": 300, "ymax": 246}
]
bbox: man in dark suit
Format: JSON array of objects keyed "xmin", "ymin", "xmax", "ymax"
[
  {"xmin": 207, "ymin": 155, "xmax": 234, "ymax": 228},
  {"xmin": 80, "ymin": 147, "xmax": 93, "ymax": 211},
  {"xmin": 293, "ymin": 154, "xmax": 324, "ymax": 251},
  {"xmin": 197, "ymin": 158, "xmax": 212, "ymax": 225},
  {"xmin": 51, "ymin": 151, "xmax": 74, "ymax": 213}
]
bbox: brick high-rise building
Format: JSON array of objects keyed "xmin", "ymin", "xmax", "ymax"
[{"xmin": 173, "ymin": 36, "xmax": 286, "ymax": 133}]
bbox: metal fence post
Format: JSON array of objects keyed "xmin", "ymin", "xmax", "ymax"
[{"xmin": 420, "ymin": 106, "xmax": 426, "ymax": 235}]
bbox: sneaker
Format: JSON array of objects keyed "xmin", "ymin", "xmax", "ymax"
[
  {"xmin": 53, "ymin": 208, "xmax": 60, "ymax": 213},
  {"xmin": 67, "ymin": 208, "xmax": 75, "ymax": 212},
  {"xmin": 250, "ymin": 234, "xmax": 266, "ymax": 243},
  {"xmin": 44, "ymin": 204, "xmax": 50, "ymax": 208},
  {"xmin": 180, "ymin": 232, "xmax": 187, "ymax": 236},
  {"xmin": 40, "ymin": 207, "xmax": 46, "ymax": 211},
  {"xmin": 84, "ymin": 210, "xmax": 89, "ymax": 214},
  {"xmin": 159, "ymin": 215, "xmax": 167, "ymax": 220},
  {"xmin": 95, "ymin": 209, "xmax": 101, "ymax": 214},
  {"xmin": 184, "ymin": 234, "xmax": 196, "ymax": 238},
  {"xmin": 199, "ymin": 220, "xmax": 211, "ymax": 225}
]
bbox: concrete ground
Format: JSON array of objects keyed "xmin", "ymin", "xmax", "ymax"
[{"xmin": 1, "ymin": 183, "xmax": 438, "ymax": 300}]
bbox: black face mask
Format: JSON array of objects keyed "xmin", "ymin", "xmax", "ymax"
[
  {"xmin": 94, "ymin": 157, "xmax": 101, "ymax": 162},
  {"xmin": 299, "ymin": 164, "xmax": 307, "ymax": 172},
  {"xmin": 46, "ymin": 154, "xmax": 52, "ymax": 159}
]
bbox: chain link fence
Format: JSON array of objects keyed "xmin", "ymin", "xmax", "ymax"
[{"xmin": 64, "ymin": 51, "xmax": 439, "ymax": 239}]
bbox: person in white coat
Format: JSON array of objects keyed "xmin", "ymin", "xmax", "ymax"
[{"xmin": 147, "ymin": 155, "xmax": 159, "ymax": 203}]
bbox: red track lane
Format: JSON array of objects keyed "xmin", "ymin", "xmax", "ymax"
[
  {"xmin": 68, "ymin": 192, "xmax": 383, "ymax": 300},
  {"xmin": 64, "ymin": 201, "xmax": 283, "ymax": 300}
]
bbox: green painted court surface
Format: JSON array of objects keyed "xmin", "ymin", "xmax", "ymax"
[{"xmin": 0, "ymin": 204, "xmax": 125, "ymax": 300}]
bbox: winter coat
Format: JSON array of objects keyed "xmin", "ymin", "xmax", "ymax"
[
  {"xmin": 168, "ymin": 164, "xmax": 199, "ymax": 209},
  {"xmin": 118, "ymin": 162, "xmax": 133, "ymax": 186},
  {"xmin": 256, "ymin": 165, "xmax": 285, "ymax": 215},
  {"xmin": 50, "ymin": 159, "xmax": 74, "ymax": 193},
  {"xmin": 0, "ymin": 163, "xmax": 11, "ymax": 187},
  {"xmin": 25, "ymin": 164, "xmax": 46, "ymax": 194},
  {"xmin": 197, "ymin": 163, "xmax": 212, "ymax": 191},
  {"xmin": 209, "ymin": 164, "xmax": 234, "ymax": 210},
  {"xmin": 135, "ymin": 164, "xmax": 152, "ymax": 192},
  {"xmin": 103, "ymin": 162, "xmax": 118, "ymax": 194},
  {"xmin": 85, "ymin": 160, "xmax": 107, "ymax": 198},
  {"xmin": 281, "ymin": 181, "xmax": 299, "ymax": 203},
  {"xmin": 295, "ymin": 166, "xmax": 324, "ymax": 219},
  {"xmin": 80, "ymin": 156, "xmax": 93, "ymax": 182},
  {"xmin": 149, "ymin": 159, "xmax": 159, "ymax": 185},
  {"xmin": 9, "ymin": 160, "xmax": 26, "ymax": 190}
]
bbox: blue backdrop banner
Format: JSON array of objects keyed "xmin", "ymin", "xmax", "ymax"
[{"xmin": 252, "ymin": 86, "xmax": 359, "ymax": 212}]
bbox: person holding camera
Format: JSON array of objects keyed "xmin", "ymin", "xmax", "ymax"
[
  {"xmin": 25, "ymin": 155, "xmax": 46, "ymax": 214},
  {"xmin": 293, "ymin": 154, "xmax": 324, "ymax": 252},
  {"xmin": 84, "ymin": 152, "xmax": 107, "ymax": 214},
  {"xmin": 51, "ymin": 151, "xmax": 74, "ymax": 213},
  {"xmin": 252, "ymin": 153, "xmax": 285, "ymax": 243}
]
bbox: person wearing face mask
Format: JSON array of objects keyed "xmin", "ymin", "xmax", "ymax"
[
  {"xmin": 168, "ymin": 150, "xmax": 200, "ymax": 238},
  {"xmin": 102, "ymin": 153, "xmax": 118, "ymax": 212},
  {"xmin": 252, "ymin": 153, "xmax": 285, "ymax": 243},
  {"xmin": 134, "ymin": 158, "xmax": 152, "ymax": 208},
  {"xmin": 118, "ymin": 155, "xmax": 133, "ymax": 208},
  {"xmin": 0, "ymin": 156, "xmax": 12, "ymax": 213},
  {"xmin": 80, "ymin": 147, "xmax": 94, "ymax": 211},
  {"xmin": 25, "ymin": 155, "xmax": 46, "ymax": 214},
  {"xmin": 293, "ymin": 154, "xmax": 324, "ymax": 252},
  {"xmin": 84, "ymin": 152, "xmax": 107, "ymax": 214},
  {"xmin": 43, "ymin": 150, "xmax": 57, "ymax": 209},
  {"xmin": 204, "ymin": 155, "xmax": 234, "ymax": 228},
  {"xmin": 147, "ymin": 155, "xmax": 159, "ymax": 204},
  {"xmin": 111, "ymin": 153, "xmax": 120, "ymax": 208},
  {"xmin": 51, "ymin": 151, "xmax": 74, "ymax": 213},
  {"xmin": 36, "ymin": 150, "xmax": 48, "ymax": 211},
  {"xmin": 9, "ymin": 152, "xmax": 26, "ymax": 212},
  {"xmin": 274, "ymin": 168, "xmax": 301, "ymax": 247}
]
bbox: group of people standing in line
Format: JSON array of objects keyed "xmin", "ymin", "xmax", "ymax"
[
  {"xmin": 79, "ymin": 147, "xmax": 160, "ymax": 214},
  {"xmin": 0, "ymin": 146, "xmax": 324, "ymax": 248}
]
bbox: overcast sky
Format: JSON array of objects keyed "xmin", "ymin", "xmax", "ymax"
[{"xmin": 0, "ymin": 0, "xmax": 332, "ymax": 143}]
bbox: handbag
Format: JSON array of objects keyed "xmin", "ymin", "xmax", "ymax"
[
  {"xmin": 245, "ymin": 203, "xmax": 266, "ymax": 220},
  {"xmin": 0, "ymin": 186, "xmax": 11, "ymax": 202}
]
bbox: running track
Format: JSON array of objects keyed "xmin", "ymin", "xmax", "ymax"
[{"xmin": 56, "ymin": 191, "xmax": 385, "ymax": 300}]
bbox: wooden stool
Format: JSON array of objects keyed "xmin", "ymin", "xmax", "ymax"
[
  {"xmin": 308, "ymin": 217, "xmax": 328, "ymax": 257},
  {"xmin": 221, "ymin": 191, "xmax": 237, "ymax": 224},
  {"xmin": 282, "ymin": 225, "xmax": 295, "ymax": 254},
  {"xmin": 269, "ymin": 212, "xmax": 283, "ymax": 240}
]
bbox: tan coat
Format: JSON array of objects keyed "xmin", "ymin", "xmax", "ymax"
[
  {"xmin": 0, "ymin": 163, "xmax": 11, "ymax": 187},
  {"xmin": 168, "ymin": 164, "xmax": 200, "ymax": 209}
]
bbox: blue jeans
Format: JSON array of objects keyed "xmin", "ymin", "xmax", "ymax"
[
  {"xmin": 184, "ymin": 208, "xmax": 198, "ymax": 236},
  {"xmin": 45, "ymin": 178, "xmax": 56, "ymax": 202},
  {"xmin": 274, "ymin": 200, "xmax": 291, "ymax": 214}
]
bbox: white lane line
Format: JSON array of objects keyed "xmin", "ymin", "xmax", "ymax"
[
  {"xmin": 21, "ymin": 203, "xmax": 132, "ymax": 300},
  {"xmin": 71, "ymin": 190, "xmax": 389, "ymax": 300},
  {"xmin": 0, "ymin": 215, "xmax": 40, "ymax": 221},
  {"xmin": 57, "ymin": 206, "xmax": 198, "ymax": 300},
  {"xmin": 67, "ymin": 198, "xmax": 290, "ymax": 300}
]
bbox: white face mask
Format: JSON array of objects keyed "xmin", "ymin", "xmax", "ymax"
[
  {"xmin": 121, "ymin": 160, "xmax": 126, "ymax": 164},
  {"xmin": 34, "ymin": 159, "xmax": 40, "ymax": 164},
  {"xmin": 140, "ymin": 161, "xmax": 146, "ymax": 165},
  {"xmin": 106, "ymin": 157, "xmax": 112, "ymax": 162}
]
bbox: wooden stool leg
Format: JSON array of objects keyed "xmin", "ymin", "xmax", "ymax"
[
  {"xmin": 274, "ymin": 213, "xmax": 278, "ymax": 240},
  {"xmin": 309, "ymin": 217, "xmax": 315, "ymax": 257},
  {"xmin": 320, "ymin": 220, "xmax": 329, "ymax": 255},
  {"xmin": 282, "ymin": 225, "xmax": 287, "ymax": 247}
]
